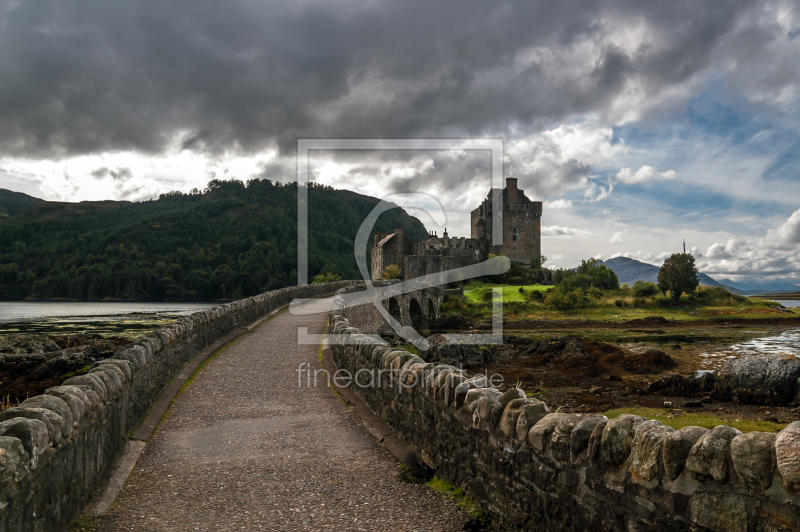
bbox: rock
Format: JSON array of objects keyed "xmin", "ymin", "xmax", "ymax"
[
  {"xmin": 0, "ymin": 407, "xmax": 60, "ymax": 445},
  {"xmin": 498, "ymin": 398, "xmax": 536, "ymax": 439},
  {"xmin": 570, "ymin": 416, "xmax": 606, "ymax": 462},
  {"xmin": 589, "ymin": 386, "xmax": 602, "ymax": 394},
  {"xmin": 0, "ymin": 418, "xmax": 48, "ymax": 469},
  {"xmin": 601, "ymin": 415, "xmax": 644, "ymax": 466},
  {"xmin": 631, "ymin": 420, "xmax": 675, "ymax": 480},
  {"xmin": 776, "ymin": 421, "xmax": 800, "ymax": 490},
  {"xmin": 690, "ymin": 492, "xmax": 747, "ymax": 532},
  {"xmin": 714, "ymin": 354, "xmax": 800, "ymax": 405},
  {"xmin": 528, "ymin": 413, "xmax": 570, "ymax": 453},
  {"xmin": 684, "ymin": 401, "xmax": 703, "ymax": 408},
  {"xmin": 551, "ymin": 414, "xmax": 600, "ymax": 461},
  {"xmin": 453, "ymin": 375, "xmax": 488, "ymax": 409},
  {"xmin": 464, "ymin": 388, "xmax": 500, "ymax": 415},
  {"xmin": 731, "ymin": 432, "xmax": 777, "ymax": 490},
  {"xmin": 0, "ymin": 436, "xmax": 29, "ymax": 484},
  {"xmin": 686, "ymin": 425, "xmax": 742, "ymax": 483},
  {"xmin": 21, "ymin": 395, "xmax": 74, "ymax": 435},
  {"xmin": 514, "ymin": 400, "xmax": 550, "ymax": 441},
  {"xmin": 663, "ymin": 426, "xmax": 708, "ymax": 481}
]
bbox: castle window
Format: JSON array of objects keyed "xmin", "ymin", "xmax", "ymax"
[{"xmin": 512, "ymin": 227, "xmax": 517, "ymax": 241}]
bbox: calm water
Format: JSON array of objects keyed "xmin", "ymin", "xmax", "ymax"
[
  {"xmin": 697, "ymin": 327, "xmax": 800, "ymax": 372},
  {"xmin": 0, "ymin": 302, "xmax": 218, "ymax": 322},
  {"xmin": 0, "ymin": 301, "xmax": 219, "ymax": 339},
  {"xmin": 771, "ymin": 299, "xmax": 800, "ymax": 308}
]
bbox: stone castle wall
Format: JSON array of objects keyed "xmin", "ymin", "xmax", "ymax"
[
  {"xmin": 0, "ymin": 281, "xmax": 356, "ymax": 532},
  {"xmin": 329, "ymin": 289, "xmax": 800, "ymax": 532}
]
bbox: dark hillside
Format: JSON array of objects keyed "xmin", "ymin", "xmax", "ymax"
[
  {"xmin": 0, "ymin": 180, "xmax": 427, "ymax": 301},
  {"xmin": 0, "ymin": 189, "xmax": 43, "ymax": 217}
]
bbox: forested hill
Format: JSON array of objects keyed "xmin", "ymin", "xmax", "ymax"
[
  {"xmin": 0, "ymin": 189, "xmax": 43, "ymax": 217},
  {"xmin": 0, "ymin": 180, "xmax": 428, "ymax": 301}
]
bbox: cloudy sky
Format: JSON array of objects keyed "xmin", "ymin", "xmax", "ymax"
[{"xmin": 0, "ymin": 0, "xmax": 798, "ymax": 282}]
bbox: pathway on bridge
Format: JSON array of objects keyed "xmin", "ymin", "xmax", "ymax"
[{"xmin": 95, "ymin": 299, "xmax": 469, "ymax": 531}]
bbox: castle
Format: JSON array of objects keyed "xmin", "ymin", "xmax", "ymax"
[{"xmin": 371, "ymin": 177, "xmax": 543, "ymax": 280}]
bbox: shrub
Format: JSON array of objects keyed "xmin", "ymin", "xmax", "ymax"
[
  {"xmin": 544, "ymin": 286, "xmax": 588, "ymax": 310},
  {"xmin": 518, "ymin": 286, "xmax": 525, "ymax": 294},
  {"xmin": 441, "ymin": 295, "xmax": 467, "ymax": 312},
  {"xmin": 527, "ymin": 290, "xmax": 545, "ymax": 302},
  {"xmin": 311, "ymin": 272, "xmax": 341, "ymax": 284},
  {"xmin": 632, "ymin": 280, "xmax": 659, "ymax": 297},
  {"xmin": 689, "ymin": 286, "xmax": 747, "ymax": 306},
  {"xmin": 382, "ymin": 264, "xmax": 402, "ymax": 280},
  {"xmin": 614, "ymin": 299, "xmax": 625, "ymax": 308},
  {"xmin": 620, "ymin": 283, "xmax": 630, "ymax": 289}
]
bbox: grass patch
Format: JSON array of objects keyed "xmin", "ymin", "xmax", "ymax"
[
  {"xmin": 426, "ymin": 477, "xmax": 484, "ymax": 521},
  {"xmin": 69, "ymin": 515, "xmax": 98, "ymax": 531},
  {"xmin": 603, "ymin": 407, "xmax": 786, "ymax": 433},
  {"xmin": 464, "ymin": 283, "xmax": 551, "ymax": 304},
  {"xmin": 397, "ymin": 343, "xmax": 422, "ymax": 356},
  {"xmin": 60, "ymin": 365, "xmax": 91, "ymax": 380},
  {"xmin": 448, "ymin": 283, "xmax": 795, "ymax": 323}
]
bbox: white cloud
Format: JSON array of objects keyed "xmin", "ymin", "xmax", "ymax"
[
  {"xmin": 615, "ymin": 165, "xmax": 677, "ymax": 185},
  {"xmin": 541, "ymin": 225, "xmax": 592, "ymax": 238},
  {"xmin": 610, "ymin": 231, "xmax": 624, "ymax": 244},
  {"xmin": 775, "ymin": 208, "xmax": 800, "ymax": 244},
  {"xmin": 544, "ymin": 199, "xmax": 573, "ymax": 209}
]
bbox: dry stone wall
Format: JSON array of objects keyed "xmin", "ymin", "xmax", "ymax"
[
  {"xmin": 329, "ymin": 290, "xmax": 800, "ymax": 532},
  {"xmin": 0, "ymin": 281, "xmax": 356, "ymax": 532}
]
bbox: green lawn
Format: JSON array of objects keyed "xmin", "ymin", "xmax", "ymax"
[
  {"xmin": 452, "ymin": 282, "xmax": 793, "ymax": 323},
  {"xmin": 604, "ymin": 407, "xmax": 786, "ymax": 433},
  {"xmin": 463, "ymin": 282, "xmax": 552, "ymax": 304}
]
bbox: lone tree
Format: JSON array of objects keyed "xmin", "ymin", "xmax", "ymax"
[{"xmin": 657, "ymin": 253, "xmax": 699, "ymax": 302}]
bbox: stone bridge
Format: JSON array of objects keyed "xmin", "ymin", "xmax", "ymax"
[{"xmin": 336, "ymin": 280, "xmax": 445, "ymax": 336}]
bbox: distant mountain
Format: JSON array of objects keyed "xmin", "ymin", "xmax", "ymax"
[
  {"xmin": 599, "ymin": 256, "xmax": 742, "ymax": 293},
  {"xmin": 0, "ymin": 189, "xmax": 43, "ymax": 217},
  {"xmin": 718, "ymin": 279, "xmax": 800, "ymax": 294}
]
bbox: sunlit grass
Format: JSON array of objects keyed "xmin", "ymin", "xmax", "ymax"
[{"xmin": 604, "ymin": 407, "xmax": 786, "ymax": 433}]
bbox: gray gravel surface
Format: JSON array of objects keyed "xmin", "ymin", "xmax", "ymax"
[{"xmin": 94, "ymin": 304, "xmax": 470, "ymax": 531}]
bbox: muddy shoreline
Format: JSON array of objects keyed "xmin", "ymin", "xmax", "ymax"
[{"xmin": 428, "ymin": 316, "xmax": 800, "ymax": 427}]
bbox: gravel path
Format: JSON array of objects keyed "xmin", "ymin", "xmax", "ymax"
[{"xmin": 94, "ymin": 300, "xmax": 470, "ymax": 531}]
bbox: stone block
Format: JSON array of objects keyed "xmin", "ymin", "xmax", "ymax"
[
  {"xmin": 0, "ymin": 418, "xmax": 48, "ymax": 469},
  {"xmin": 514, "ymin": 400, "xmax": 549, "ymax": 442},
  {"xmin": 730, "ymin": 431, "xmax": 776, "ymax": 490},
  {"xmin": 601, "ymin": 415, "xmax": 644, "ymax": 466},
  {"xmin": 663, "ymin": 426, "xmax": 708, "ymax": 481},
  {"xmin": 551, "ymin": 414, "xmax": 601, "ymax": 462},
  {"xmin": 528, "ymin": 413, "xmax": 570, "ymax": 453},
  {"xmin": 631, "ymin": 420, "xmax": 674, "ymax": 480},
  {"xmin": 0, "ymin": 408, "xmax": 60, "ymax": 446},
  {"xmin": 690, "ymin": 492, "xmax": 746, "ymax": 532},
  {"xmin": 776, "ymin": 420, "xmax": 800, "ymax": 490},
  {"xmin": 686, "ymin": 425, "xmax": 741, "ymax": 483},
  {"xmin": 498, "ymin": 398, "xmax": 535, "ymax": 439},
  {"xmin": 570, "ymin": 416, "xmax": 606, "ymax": 462},
  {"xmin": 0, "ymin": 436, "xmax": 29, "ymax": 484},
  {"xmin": 62, "ymin": 374, "xmax": 107, "ymax": 403},
  {"xmin": 21, "ymin": 395, "xmax": 74, "ymax": 436}
]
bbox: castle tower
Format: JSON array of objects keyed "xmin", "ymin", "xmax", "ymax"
[{"xmin": 470, "ymin": 177, "xmax": 542, "ymax": 264}]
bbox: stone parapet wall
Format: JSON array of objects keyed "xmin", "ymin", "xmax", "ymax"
[
  {"xmin": 0, "ymin": 281, "xmax": 356, "ymax": 532},
  {"xmin": 329, "ymin": 290, "xmax": 800, "ymax": 532}
]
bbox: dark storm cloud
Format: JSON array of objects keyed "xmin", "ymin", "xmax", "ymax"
[{"xmin": 0, "ymin": 0, "xmax": 793, "ymax": 158}]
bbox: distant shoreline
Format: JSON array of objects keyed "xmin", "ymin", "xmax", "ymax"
[{"xmin": 749, "ymin": 293, "xmax": 800, "ymax": 300}]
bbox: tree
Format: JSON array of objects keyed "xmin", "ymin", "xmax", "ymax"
[
  {"xmin": 657, "ymin": 253, "xmax": 699, "ymax": 302},
  {"xmin": 312, "ymin": 272, "xmax": 342, "ymax": 284},
  {"xmin": 382, "ymin": 264, "xmax": 402, "ymax": 280}
]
